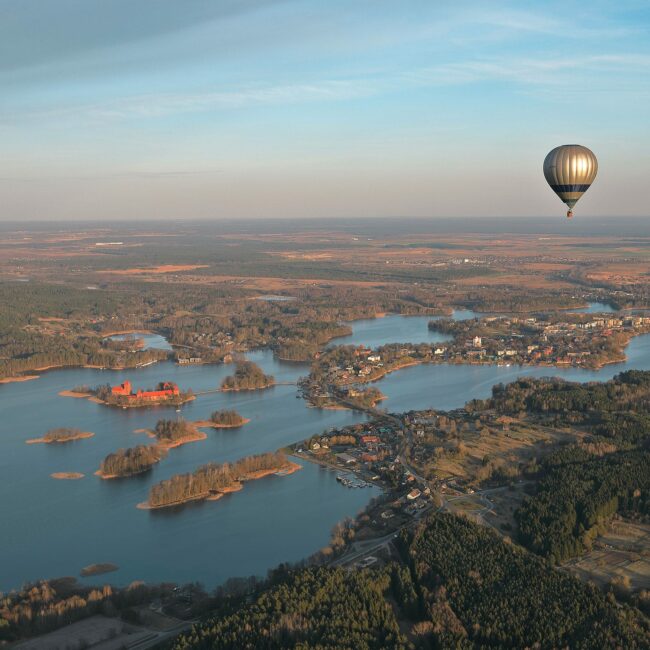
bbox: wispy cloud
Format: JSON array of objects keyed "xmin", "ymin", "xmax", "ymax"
[{"xmin": 4, "ymin": 52, "xmax": 647, "ymax": 126}]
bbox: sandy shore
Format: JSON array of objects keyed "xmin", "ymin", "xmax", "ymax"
[
  {"xmin": 51, "ymin": 472, "xmax": 85, "ymax": 480},
  {"xmin": 59, "ymin": 389, "xmax": 92, "ymax": 398},
  {"xmin": 143, "ymin": 429, "xmax": 207, "ymax": 448},
  {"xmin": 0, "ymin": 374, "xmax": 40, "ymax": 384},
  {"xmin": 26, "ymin": 431, "xmax": 94, "ymax": 445}
]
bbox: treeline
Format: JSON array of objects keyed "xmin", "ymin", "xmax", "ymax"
[
  {"xmin": 516, "ymin": 447, "xmax": 650, "ymax": 563},
  {"xmin": 475, "ymin": 370, "xmax": 650, "ymax": 447},
  {"xmin": 170, "ymin": 567, "xmax": 407, "ymax": 650},
  {"xmin": 221, "ymin": 361, "xmax": 274, "ymax": 390},
  {"xmin": 41, "ymin": 428, "xmax": 86, "ymax": 443},
  {"xmin": 458, "ymin": 290, "xmax": 584, "ymax": 312},
  {"xmin": 99, "ymin": 445, "xmax": 167, "ymax": 478},
  {"xmin": 148, "ymin": 452, "xmax": 287, "ymax": 508},
  {"xmin": 171, "ymin": 513, "xmax": 649, "ymax": 649},
  {"xmin": 210, "ymin": 410, "xmax": 246, "ymax": 426},
  {"xmin": 0, "ymin": 578, "xmax": 168, "ymax": 643},
  {"xmin": 399, "ymin": 512, "xmax": 650, "ymax": 648},
  {"xmin": 470, "ymin": 371, "xmax": 650, "ymax": 563}
]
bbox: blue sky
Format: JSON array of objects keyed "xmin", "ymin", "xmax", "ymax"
[{"xmin": 1, "ymin": 0, "xmax": 648, "ymax": 220}]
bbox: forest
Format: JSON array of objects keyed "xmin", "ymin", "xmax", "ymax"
[
  {"xmin": 516, "ymin": 447, "xmax": 650, "ymax": 563},
  {"xmin": 221, "ymin": 360, "xmax": 274, "ymax": 391},
  {"xmin": 171, "ymin": 513, "xmax": 649, "ymax": 649},
  {"xmin": 0, "ymin": 578, "xmax": 170, "ymax": 643},
  {"xmin": 468, "ymin": 371, "xmax": 650, "ymax": 564},
  {"xmin": 210, "ymin": 410, "xmax": 247, "ymax": 426},
  {"xmin": 38, "ymin": 428, "xmax": 89, "ymax": 443},
  {"xmin": 98, "ymin": 445, "xmax": 167, "ymax": 478},
  {"xmin": 147, "ymin": 452, "xmax": 287, "ymax": 508},
  {"xmin": 153, "ymin": 419, "xmax": 201, "ymax": 445}
]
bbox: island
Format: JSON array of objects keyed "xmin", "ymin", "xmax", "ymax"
[
  {"xmin": 77, "ymin": 380, "xmax": 195, "ymax": 408},
  {"xmin": 26, "ymin": 428, "xmax": 95, "ymax": 445},
  {"xmin": 195, "ymin": 409, "xmax": 250, "ymax": 429},
  {"xmin": 96, "ymin": 445, "xmax": 168, "ymax": 479},
  {"xmin": 221, "ymin": 360, "xmax": 274, "ymax": 391},
  {"xmin": 140, "ymin": 452, "xmax": 301, "ymax": 509},
  {"xmin": 148, "ymin": 418, "xmax": 207, "ymax": 448},
  {"xmin": 51, "ymin": 472, "xmax": 85, "ymax": 480},
  {"xmin": 79, "ymin": 563, "xmax": 118, "ymax": 577}
]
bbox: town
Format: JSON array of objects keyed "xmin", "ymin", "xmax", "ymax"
[{"xmin": 300, "ymin": 311, "xmax": 650, "ymax": 408}]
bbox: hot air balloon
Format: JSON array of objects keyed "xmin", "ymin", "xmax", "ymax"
[{"xmin": 543, "ymin": 144, "xmax": 597, "ymax": 218}]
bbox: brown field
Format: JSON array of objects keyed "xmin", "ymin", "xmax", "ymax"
[
  {"xmin": 105, "ymin": 264, "xmax": 210, "ymax": 275},
  {"xmin": 563, "ymin": 520, "xmax": 650, "ymax": 592},
  {"xmin": 454, "ymin": 273, "xmax": 574, "ymax": 288},
  {"xmin": 432, "ymin": 421, "xmax": 580, "ymax": 482}
]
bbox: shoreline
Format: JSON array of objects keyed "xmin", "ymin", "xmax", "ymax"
[
  {"xmin": 59, "ymin": 389, "xmax": 195, "ymax": 408},
  {"xmin": 26, "ymin": 431, "xmax": 94, "ymax": 445},
  {"xmin": 137, "ymin": 461, "xmax": 302, "ymax": 510},
  {"xmin": 95, "ymin": 467, "xmax": 153, "ymax": 480},
  {"xmin": 194, "ymin": 418, "xmax": 251, "ymax": 429},
  {"xmin": 0, "ymin": 374, "xmax": 40, "ymax": 385},
  {"xmin": 220, "ymin": 382, "xmax": 275, "ymax": 392},
  {"xmin": 143, "ymin": 429, "xmax": 207, "ymax": 449}
]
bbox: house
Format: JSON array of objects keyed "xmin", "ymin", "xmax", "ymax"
[
  {"xmin": 336, "ymin": 453, "xmax": 357, "ymax": 465},
  {"xmin": 407, "ymin": 489, "xmax": 421, "ymax": 500}
]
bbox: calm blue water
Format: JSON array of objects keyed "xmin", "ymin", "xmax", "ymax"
[
  {"xmin": 377, "ymin": 334, "xmax": 650, "ymax": 412},
  {"xmin": 570, "ymin": 302, "xmax": 618, "ymax": 314},
  {"xmin": 107, "ymin": 332, "xmax": 173, "ymax": 351},
  {"xmin": 0, "ymin": 352, "xmax": 373, "ymax": 591},
  {"xmin": 1, "ymin": 303, "xmax": 646, "ymax": 591},
  {"xmin": 331, "ymin": 310, "xmax": 479, "ymax": 349}
]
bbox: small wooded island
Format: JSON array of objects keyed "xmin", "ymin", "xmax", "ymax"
[
  {"xmin": 26, "ymin": 427, "xmax": 94, "ymax": 445},
  {"xmin": 140, "ymin": 451, "xmax": 300, "ymax": 509},
  {"xmin": 97, "ymin": 445, "xmax": 167, "ymax": 479},
  {"xmin": 67, "ymin": 380, "xmax": 195, "ymax": 408},
  {"xmin": 150, "ymin": 418, "xmax": 206, "ymax": 448},
  {"xmin": 97, "ymin": 419, "xmax": 206, "ymax": 479},
  {"xmin": 221, "ymin": 360, "xmax": 274, "ymax": 391},
  {"xmin": 195, "ymin": 409, "xmax": 250, "ymax": 428}
]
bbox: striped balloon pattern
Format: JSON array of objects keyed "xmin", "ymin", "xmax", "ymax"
[{"xmin": 543, "ymin": 144, "xmax": 597, "ymax": 217}]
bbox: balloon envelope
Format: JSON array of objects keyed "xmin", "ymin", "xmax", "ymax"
[{"xmin": 543, "ymin": 144, "xmax": 597, "ymax": 213}]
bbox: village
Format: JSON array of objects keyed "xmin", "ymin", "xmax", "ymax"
[{"xmin": 300, "ymin": 311, "xmax": 650, "ymax": 408}]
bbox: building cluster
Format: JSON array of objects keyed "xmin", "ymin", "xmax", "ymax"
[
  {"xmin": 431, "ymin": 314, "xmax": 650, "ymax": 367},
  {"xmin": 296, "ymin": 418, "xmax": 432, "ymax": 518},
  {"xmin": 110, "ymin": 380, "xmax": 180, "ymax": 402}
]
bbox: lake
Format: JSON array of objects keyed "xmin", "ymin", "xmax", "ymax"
[
  {"xmin": 1, "ymin": 303, "xmax": 647, "ymax": 591},
  {"xmin": 107, "ymin": 332, "xmax": 173, "ymax": 351}
]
